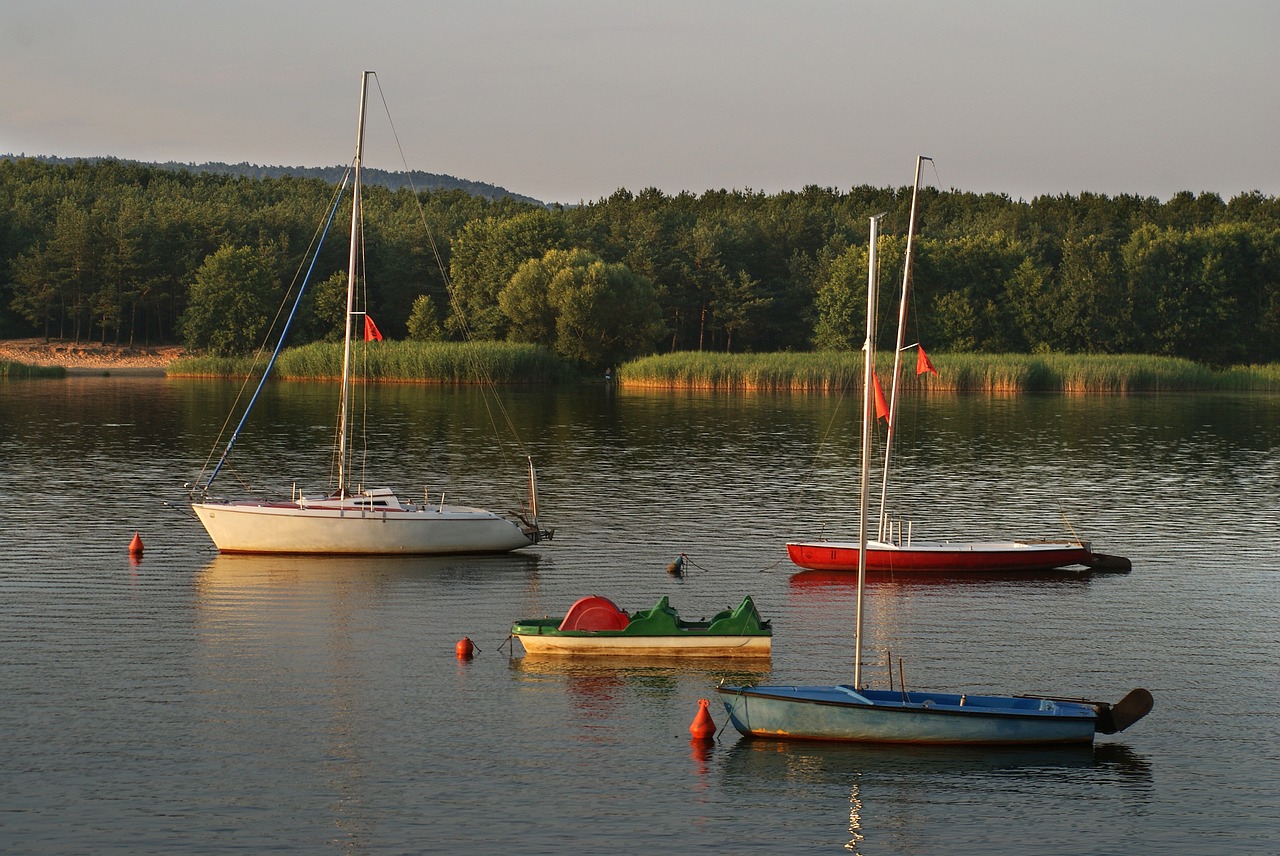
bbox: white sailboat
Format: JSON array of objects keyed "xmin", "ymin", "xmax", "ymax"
[{"xmin": 190, "ymin": 72, "xmax": 549, "ymax": 555}]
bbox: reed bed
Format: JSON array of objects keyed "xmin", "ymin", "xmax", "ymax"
[
  {"xmin": 621, "ymin": 351, "xmax": 861, "ymax": 391},
  {"xmin": 618, "ymin": 351, "xmax": 1280, "ymax": 393},
  {"xmin": 169, "ymin": 340, "xmax": 572, "ymax": 384},
  {"xmin": 0, "ymin": 360, "xmax": 66, "ymax": 379}
]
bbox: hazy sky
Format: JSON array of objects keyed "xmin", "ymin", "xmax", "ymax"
[{"xmin": 5, "ymin": 1, "xmax": 1277, "ymax": 205}]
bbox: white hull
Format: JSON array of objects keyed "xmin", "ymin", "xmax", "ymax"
[
  {"xmin": 193, "ymin": 500, "xmax": 534, "ymax": 555},
  {"xmin": 514, "ymin": 633, "xmax": 771, "ymax": 657}
]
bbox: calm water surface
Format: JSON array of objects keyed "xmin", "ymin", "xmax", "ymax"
[{"xmin": 1, "ymin": 376, "xmax": 1278, "ymax": 854}]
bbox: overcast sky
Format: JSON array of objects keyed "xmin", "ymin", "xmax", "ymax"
[{"xmin": 4, "ymin": 1, "xmax": 1277, "ymax": 205}]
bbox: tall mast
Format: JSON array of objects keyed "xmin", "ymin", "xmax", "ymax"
[
  {"xmin": 337, "ymin": 71, "xmax": 371, "ymax": 495},
  {"xmin": 855, "ymin": 213, "xmax": 884, "ymax": 689},
  {"xmin": 877, "ymin": 155, "xmax": 930, "ymax": 539}
]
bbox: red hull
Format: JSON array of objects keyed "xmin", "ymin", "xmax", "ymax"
[{"xmin": 786, "ymin": 540, "xmax": 1093, "ymax": 573}]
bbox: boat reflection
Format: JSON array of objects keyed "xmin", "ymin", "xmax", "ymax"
[
  {"xmin": 788, "ymin": 567, "xmax": 1097, "ymax": 591},
  {"xmin": 509, "ymin": 656, "xmax": 769, "ymax": 720},
  {"xmin": 721, "ymin": 737, "xmax": 1150, "ymax": 781},
  {"xmin": 721, "ymin": 738, "xmax": 1151, "ymax": 852},
  {"xmin": 510, "ymin": 654, "xmax": 768, "ymax": 683},
  {"xmin": 195, "ymin": 550, "xmax": 541, "ymax": 593}
]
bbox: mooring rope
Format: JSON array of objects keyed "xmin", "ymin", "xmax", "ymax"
[{"xmin": 676, "ymin": 553, "xmax": 787, "ymax": 576}]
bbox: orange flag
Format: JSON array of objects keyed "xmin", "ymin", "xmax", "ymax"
[
  {"xmin": 363, "ymin": 315, "xmax": 383, "ymax": 342},
  {"xmin": 916, "ymin": 344, "xmax": 938, "ymax": 376},
  {"xmin": 873, "ymin": 372, "xmax": 890, "ymax": 421}
]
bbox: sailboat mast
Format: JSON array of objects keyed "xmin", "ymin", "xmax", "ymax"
[
  {"xmin": 877, "ymin": 155, "xmax": 929, "ymax": 540},
  {"xmin": 855, "ymin": 213, "xmax": 884, "ymax": 689},
  {"xmin": 337, "ymin": 72, "xmax": 371, "ymax": 495}
]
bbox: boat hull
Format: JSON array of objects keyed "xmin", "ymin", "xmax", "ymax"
[
  {"xmin": 786, "ymin": 539, "xmax": 1093, "ymax": 573},
  {"xmin": 512, "ymin": 593, "xmax": 771, "ymax": 657},
  {"xmin": 717, "ymin": 685, "xmax": 1097, "ymax": 745},
  {"xmin": 192, "ymin": 500, "xmax": 535, "ymax": 555},
  {"xmin": 514, "ymin": 633, "xmax": 771, "ymax": 657}
]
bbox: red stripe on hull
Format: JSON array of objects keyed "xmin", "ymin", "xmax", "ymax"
[{"xmin": 786, "ymin": 542, "xmax": 1092, "ymax": 573}]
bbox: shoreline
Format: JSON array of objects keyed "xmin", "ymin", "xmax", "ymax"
[
  {"xmin": 0, "ymin": 337, "xmax": 182, "ymax": 373},
  {"xmin": 63, "ymin": 365, "xmax": 170, "ymax": 377}
]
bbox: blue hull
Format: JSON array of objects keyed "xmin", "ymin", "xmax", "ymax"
[{"xmin": 717, "ymin": 685, "xmax": 1098, "ymax": 745}]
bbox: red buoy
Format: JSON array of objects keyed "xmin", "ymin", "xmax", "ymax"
[
  {"xmin": 128, "ymin": 532, "xmax": 144, "ymax": 557},
  {"xmin": 689, "ymin": 698, "xmax": 716, "ymax": 739},
  {"xmin": 455, "ymin": 637, "xmax": 475, "ymax": 659}
]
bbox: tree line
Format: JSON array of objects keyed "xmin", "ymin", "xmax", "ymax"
[{"xmin": 3, "ymin": 156, "xmax": 1279, "ymax": 369}]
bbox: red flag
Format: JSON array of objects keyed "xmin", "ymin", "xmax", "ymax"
[
  {"xmin": 363, "ymin": 315, "xmax": 383, "ymax": 342},
  {"xmin": 916, "ymin": 344, "xmax": 938, "ymax": 376},
  {"xmin": 872, "ymin": 372, "xmax": 889, "ymax": 421}
]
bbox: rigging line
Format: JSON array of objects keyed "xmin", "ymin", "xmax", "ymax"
[
  {"xmin": 369, "ymin": 74, "xmax": 530, "ymax": 464},
  {"xmin": 812, "ymin": 368, "xmax": 851, "ymax": 466},
  {"xmin": 370, "ymin": 74, "xmax": 454, "ymax": 317},
  {"xmin": 358, "ymin": 209, "xmax": 376, "ymax": 491},
  {"xmin": 199, "ymin": 173, "xmax": 352, "ymax": 491},
  {"xmin": 926, "ymin": 157, "xmax": 943, "ymax": 192},
  {"xmin": 911, "ymin": 161, "xmax": 941, "ymax": 347},
  {"xmin": 196, "ymin": 172, "xmax": 351, "ymax": 483},
  {"xmin": 1059, "ymin": 509, "xmax": 1083, "ymax": 545}
]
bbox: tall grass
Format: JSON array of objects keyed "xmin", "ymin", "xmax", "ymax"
[
  {"xmin": 621, "ymin": 351, "xmax": 863, "ymax": 392},
  {"xmin": 169, "ymin": 340, "xmax": 573, "ymax": 383},
  {"xmin": 619, "ymin": 351, "xmax": 1280, "ymax": 393},
  {"xmin": 170, "ymin": 345, "xmax": 1280, "ymax": 391},
  {"xmin": 0, "ymin": 360, "xmax": 66, "ymax": 379},
  {"xmin": 937, "ymin": 353, "xmax": 1221, "ymax": 393}
]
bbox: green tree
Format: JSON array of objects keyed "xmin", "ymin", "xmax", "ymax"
[
  {"xmin": 1053, "ymin": 234, "xmax": 1127, "ymax": 353},
  {"xmin": 1122, "ymin": 226, "xmax": 1217, "ymax": 360},
  {"xmin": 550, "ymin": 256, "xmax": 665, "ymax": 370},
  {"xmin": 500, "ymin": 248, "xmax": 593, "ymax": 346},
  {"xmin": 712, "ymin": 270, "xmax": 773, "ymax": 352},
  {"xmin": 11, "ymin": 198, "xmax": 106, "ymax": 340},
  {"xmin": 498, "ymin": 247, "xmax": 664, "ymax": 369},
  {"xmin": 915, "ymin": 234, "xmax": 1025, "ymax": 352},
  {"xmin": 1123, "ymin": 223, "xmax": 1267, "ymax": 365},
  {"xmin": 180, "ymin": 244, "xmax": 279, "ymax": 355},
  {"xmin": 811, "ymin": 244, "xmax": 870, "ymax": 350},
  {"xmin": 406, "ymin": 293, "xmax": 444, "ymax": 341},
  {"xmin": 1255, "ymin": 227, "xmax": 1280, "ymax": 362},
  {"xmin": 1004, "ymin": 257, "xmax": 1055, "ymax": 352},
  {"xmin": 9, "ymin": 244, "xmax": 62, "ymax": 338},
  {"xmin": 293, "ymin": 270, "xmax": 347, "ymax": 343},
  {"xmin": 447, "ymin": 209, "xmax": 565, "ymax": 339}
]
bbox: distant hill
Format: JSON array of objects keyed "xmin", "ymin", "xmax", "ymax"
[{"xmin": 6, "ymin": 154, "xmax": 546, "ymax": 206}]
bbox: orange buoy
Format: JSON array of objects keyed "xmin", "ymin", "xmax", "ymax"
[
  {"xmin": 689, "ymin": 698, "xmax": 716, "ymax": 739},
  {"xmin": 455, "ymin": 637, "xmax": 475, "ymax": 659},
  {"xmin": 128, "ymin": 532, "xmax": 144, "ymax": 557}
]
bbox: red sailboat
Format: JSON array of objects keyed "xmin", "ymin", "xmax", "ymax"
[{"xmin": 786, "ymin": 156, "xmax": 1126, "ymax": 575}]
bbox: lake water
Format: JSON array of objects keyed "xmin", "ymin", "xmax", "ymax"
[{"xmin": 1, "ymin": 376, "xmax": 1277, "ymax": 854}]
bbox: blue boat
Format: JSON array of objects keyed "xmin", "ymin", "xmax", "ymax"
[
  {"xmin": 717, "ymin": 172, "xmax": 1152, "ymax": 746},
  {"xmin": 716, "ymin": 685, "xmax": 1153, "ymax": 746}
]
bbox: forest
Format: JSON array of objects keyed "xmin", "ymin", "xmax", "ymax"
[{"xmin": 3, "ymin": 155, "xmax": 1279, "ymax": 370}]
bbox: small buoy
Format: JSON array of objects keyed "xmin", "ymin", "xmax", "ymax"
[
  {"xmin": 455, "ymin": 637, "xmax": 475, "ymax": 659},
  {"xmin": 667, "ymin": 554, "xmax": 686, "ymax": 577},
  {"xmin": 128, "ymin": 532, "xmax": 144, "ymax": 557},
  {"xmin": 689, "ymin": 698, "xmax": 716, "ymax": 739}
]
